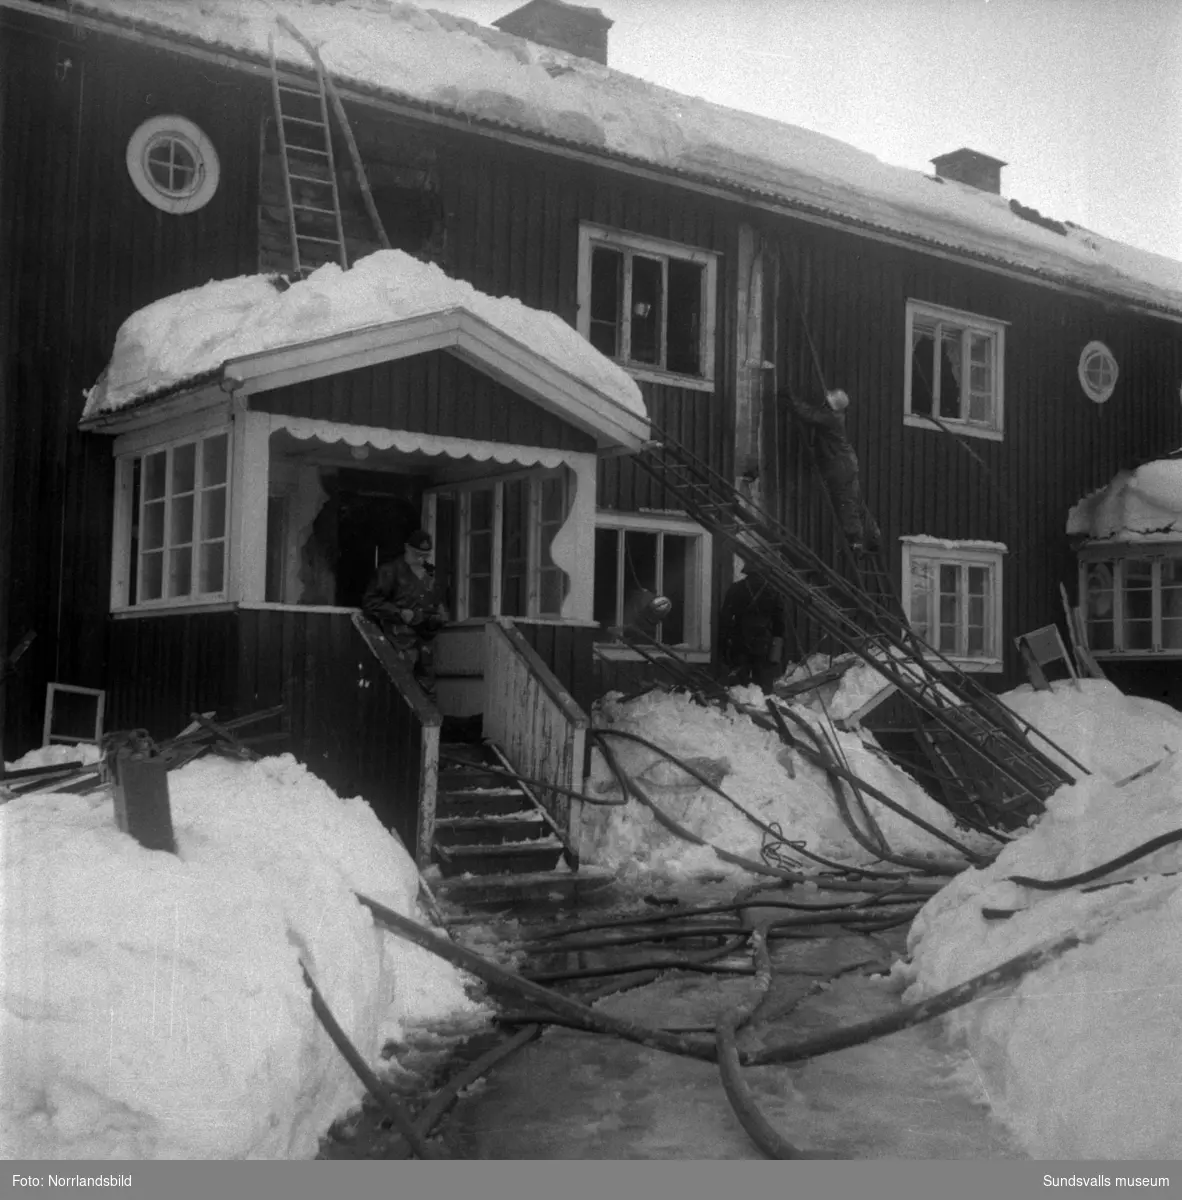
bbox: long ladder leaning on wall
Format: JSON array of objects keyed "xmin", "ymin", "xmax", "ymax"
[{"xmin": 269, "ymin": 15, "xmax": 391, "ymax": 276}]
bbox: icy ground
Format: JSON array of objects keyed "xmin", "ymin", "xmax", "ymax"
[
  {"xmin": 83, "ymin": 249, "xmax": 644, "ymax": 420},
  {"xmin": 901, "ymin": 680, "xmax": 1182, "ymax": 1158},
  {"xmin": 0, "ymin": 753, "xmax": 489, "ymax": 1159}
]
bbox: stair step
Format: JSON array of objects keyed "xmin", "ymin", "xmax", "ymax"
[
  {"xmin": 438, "ymin": 767, "xmax": 506, "ymax": 791},
  {"xmin": 436, "ymin": 787, "xmax": 531, "ymax": 818},
  {"xmin": 433, "ymin": 813, "xmax": 548, "ymax": 846},
  {"xmin": 434, "ymin": 837, "xmax": 565, "ymax": 879}
]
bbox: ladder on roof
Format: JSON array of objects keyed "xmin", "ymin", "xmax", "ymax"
[
  {"xmin": 269, "ymin": 37, "xmax": 348, "ymax": 276},
  {"xmin": 633, "ymin": 429, "xmax": 1082, "ymax": 829}
]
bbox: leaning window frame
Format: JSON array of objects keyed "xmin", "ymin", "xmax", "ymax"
[
  {"xmin": 903, "ymin": 299, "xmax": 1007, "ymax": 440},
  {"xmin": 110, "ymin": 419, "xmax": 234, "ymax": 614},
  {"xmin": 444, "ymin": 468, "xmax": 571, "ymax": 622},
  {"xmin": 1078, "ymin": 543, "xmax": 1182, "ymax": 657},
  {"xmin": 576, "ymin": 223, "xmax": 718, "ymax": 393},
  {"xmin": 900, "ymin": 537, "xmax": 1006, "ymax": 672},
  {"xmin": 593, "ymin": 510, "xmax": 713, "ymax": 660}
]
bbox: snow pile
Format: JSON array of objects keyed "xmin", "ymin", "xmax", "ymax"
[
  {"xmin": 83, "ymin": 249, "xmax": 645, "ymax": 420},
  {"xmin": 0, "ymin": 753, "xmax": 486, "ymax": 1159},
  {"xmin": 580, "ymin": 689, "xmax": 986, "ymax": 883},
  {"xmin": 899, "ymin": 682, "xmax": 1182, "ymax": 1158},
  {"xmin": 74, "ymin": 0, "xmax": 1182, "ymax": 312},
  {"xmin": 1067, "ymin": 457, "xmax": 1182, "ymax": 543},
  {"xmin": 5, "ymin": 743, "xmax": 104, "ymax": 771}
]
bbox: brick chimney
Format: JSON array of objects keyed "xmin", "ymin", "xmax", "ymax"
[
  {"xmin": 493, "ymin": 0, "xmax": 613, "ymax": 65},
  {"xmin": 930, "ymin": 148, "xmax": 1007, "ymax": 195}
]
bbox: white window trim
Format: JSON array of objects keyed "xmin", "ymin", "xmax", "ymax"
[
  {"xmin": 110, "ymin": 420, "xmax": 233, "ymax": 614},
  {"xmin": 900, "ymin": 536, "xmax": 1005, "ymax": 672},
  {"xmin": 1079, "ymin": 543, "xmax": 1182, "ymax": 657},
  {"xmin": 903, "ymin": 299, "xmax": 1007, "ymax": 441},
  {"xmin": 577, "ymin": 223, "xmax": 718, "ymax": 393},
  {"xmin": 1078, "ymin": 341, "xmax": 1119, "ymax": 404},
  {"xmin": 593, "ymin": 510, "xmax": 713, "ymax": 658},
  {"xmin": 126, "ymin": 115, "xmax": 220, "ymax": 215}
]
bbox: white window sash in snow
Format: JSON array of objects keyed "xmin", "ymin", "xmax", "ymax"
[
  {"xmin": 577, "ymin": 224, "xmax": 718, "ymax": 391},
  {"xmin": 901, "ymin": 539, "xmax": 1004, "ymax": 668},
  {"xmin": 113, "ymin": 429, "xmax": 231, "ymax": 611},
  {"xmin": 593, "ymin": 511, "xmax": 712, "ymax": 654},
  {"xmin": 904, "ymin": 300, "xmax": 1006, "ymax": 439},
  {"xmin": 1080, "ymin": 548, "xmax": 1182, "ymax": 656},
  {"xmin": 441, "ymin": 469, "xmax": 573, "ymax": 621}
]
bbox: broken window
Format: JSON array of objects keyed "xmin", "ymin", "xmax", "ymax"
[
  {"xmin": 592, "ymin": 518, "xmax": 708, "ymax": 649},
  {"xmin": 1081, "ymin": 552, "xmax": 1182, "ymax": 655},
  {"xmin": 579, "ymin": 225, "xmax": 715, "ymax": 384},
  {"xmin": 903, "ymin": 540, "xmax": 1003, "ymax": 664},
  {"xmin": 906, "ymin": 302, "xmax": 1004, "ymax": 435}
]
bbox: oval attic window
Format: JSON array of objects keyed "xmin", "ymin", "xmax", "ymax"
[
  {"xmin": 126, "ymin": 115, "xmax": 220, "ymax": 214},
  {"xmin": 1079, "ymin": 341, "xmax": 1118, "ymax": 404}
]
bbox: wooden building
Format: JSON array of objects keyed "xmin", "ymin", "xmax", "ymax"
[{"xmin": 4, "ymin": 0, "xmax": 1182, "ymax": 858}]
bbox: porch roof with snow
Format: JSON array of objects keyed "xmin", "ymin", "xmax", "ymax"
[
  {"xmin": 14, "ymin": 0, "xmax": 1182, "ymax": 320},
  {"xmin": 80, "ymin": 250, "xmax": 649, "ymax": 452},
  {"xmin": 1067, "ymin": 455, "xmax": 1182, "ymax": 545}
]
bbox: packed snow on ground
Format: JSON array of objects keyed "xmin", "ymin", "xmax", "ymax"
[
  {"xmin": 897, "ymin": 680, "xmax": 1182, "ymax": 1158},
  {"xmin": 83, "ymin": 249, "xmax": 645, "ymax": 421},
  {"xmin": 75, "ymin": 0, "xmax": 1182, "ymax": 312},
  {"xmin": 579, "ymin": 687, "xmax": 988, "ymax": 884},
  {"xmin": 1067, "ymin": 457, "xmax": 1182, "ymax": 543},
  {"xmin": 4, "ymin": 743, "xmax": 104, "ymax": 771},
  {"xmin": 0, "ymin": 753, "xmax": 488, "ymax": 1160}
]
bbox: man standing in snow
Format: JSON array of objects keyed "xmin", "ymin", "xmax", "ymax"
[
  {"xmin": 788, "ymin": 388, "xmax": 881, "ymax": 554},
  {"xmin": 362, "ymin": 530, "xmax": 448, "ymax": 697},
  {"xmin": 719, "ymin": 566, "xmax": 786, "ymax": 692}
]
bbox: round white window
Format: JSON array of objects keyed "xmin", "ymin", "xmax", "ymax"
[
  {"xmin": 126, "ymin": 115, "xmax": 220, "ymax": 214},
  {"xmin": 1078, "ymin": 341, "xmax": 1118, "ymax": 404}
]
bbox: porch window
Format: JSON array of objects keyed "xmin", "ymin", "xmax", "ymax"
[
  {"xmin": 901, "ymin": 538, "xmax": 1004, "ymax": 669},
  {"xmin": 444, "ymin": 470, "xmax": 572, "ymax": 620},
  {"xmin": 1080, "ymin": 550, "xmax": 1182, "ymax": 655},
  {"xmin": 114, "ymin": 429, "xmax": 230, "ymax": 609},
  {"xmin": 593, "ymin": 513, "xmax": 711, "ymax": 652},
  {"xmin": 904, "ymin": 300, "xmax": 1005, "ymax": 438},
  {"xmin": 577, "ymin": 224, "xmax": 717, "ymax": 390}
]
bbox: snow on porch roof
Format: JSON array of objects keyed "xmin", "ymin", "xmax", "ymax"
[
  {"xmin": 56, "ymin": 0, "xmax": 1182, "ymax": 318},
  {"xmin": 80, "ymin": 250, "xmax": 649, "ymax": 450},
  {"xmin": 1067, "ymin": 454, "xmax": 1182, "ymax": 544}
]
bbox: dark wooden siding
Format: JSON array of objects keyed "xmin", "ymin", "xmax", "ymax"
[
  {"xmin": 1, "ymin": 16, "xmax": 264, "ymax": 752},
  {"xmin": 768, "ymin": 219, "xmax": 1182, "ymax": 684},
  {"xmin": 252, "ymin": 352, "xmax": 596, "ymax": 453}
]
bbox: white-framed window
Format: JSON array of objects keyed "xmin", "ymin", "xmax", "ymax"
[
  {"xmin": 1078, "ymin": 341, "xmax": 1118, "ymax": 404},
  {"xmin": 577, "ymin": 224, "xmax": 718, "ymax": 391},
  {"xmin": 126, "ymin": 115, "xmax": 221, "ymax": 214},
  {"xmin": 901, "ymin": 537, "xmax": 1005, "ymax": 669},
  {"xmin": 437, "ymin": 469, "xmax": 572, "ymax": 621},
  {"xmin": 1079, "ymin": 546, "xmax": 1182, "ymax": 655},
  {"xmin": 593, "ymin": 511, "xmax": 712, "ymax": 655},
  {"xmin": 113, "ymin": 429, "xmax": 231, "ymax": 610},
  {"xmin": 904, "ymin": 300, "xmax": 1006, "ymax": 439}
]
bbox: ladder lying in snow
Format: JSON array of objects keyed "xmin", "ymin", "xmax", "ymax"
[{"xmin": 633, "ymin": 429, "xmax": 1084, "ymax": 829}]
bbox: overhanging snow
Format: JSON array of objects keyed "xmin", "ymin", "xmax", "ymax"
[{"xmin": 1067, "ymin": 457, "xmax": 1182, "ymax": 543}]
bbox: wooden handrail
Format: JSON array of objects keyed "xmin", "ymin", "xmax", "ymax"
[
  {"xmin": 488, "ymin": 619, "xmax": 588, "ymax": 730},
  {"xmin": 352, "ymin": 614, "xmax": 442, "ymax": 728}
]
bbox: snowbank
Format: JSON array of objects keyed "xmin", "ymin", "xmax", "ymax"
[
  {"xmin": 83, "ymin": 249, "xmax": 645, "ymax": 420},
  {"xmin": 74, "ymin": 0, "xmax": 1182, "ymax": 313},
  {"xmin": 580, "ymin": 689, "xmax": 987, "ymax": 883},
  {"xmin": 899, "ymin": 683, "xmax": 1182, "ymax": 1158},
  {"xmin": 1067, "ymin": 457, "xmax": 1182, "ymax": 543},
  {"xmin": 0, "ymin": 753, "xmax": 486, "ymax": 1159},
  {"xmin": 5, "ymin": 743, "xmax": 104, "ymax": 771}
]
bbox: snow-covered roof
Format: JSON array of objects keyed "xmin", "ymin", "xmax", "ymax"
[
  {"xmin": 1067, "ymin": 456, "xmax": 1182, "ymax": 544},
  {"xmin": 55, "ymin": 0, "xmax": 1182, "ymax": 318},
  {"xmin": 82, "ymin": 249, "xmax": 648, "ymax": 446}
]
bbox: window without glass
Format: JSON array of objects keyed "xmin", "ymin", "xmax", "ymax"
[
  {"xmin": 906, "ymin": 301, "xmax": 1005, "ymax": 436},
  {"xmin": 579, "ymin": 226, "xmax": 717, "ymax": 385},
  {"xmin": 903, "ymin": 540, "xmax": 1003, "ymax": 665}
]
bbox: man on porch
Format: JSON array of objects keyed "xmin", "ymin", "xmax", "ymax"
[{"xmin": 363, "ymin": 530, "xmax": 449, "ymax": 697}]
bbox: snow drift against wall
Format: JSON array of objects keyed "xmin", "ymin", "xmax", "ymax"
[
  {"xmin": 73, "ymin": 0, "xmax": 1182, "ymax": 314},
  {"xmin": 1067, "ymin": 457, "xmax": 1182, "ymax": 543},
  {"xmin": 83, "ymin": 249, "xmax": 645, "ymax": 420},
  {"xmin": 0, "ymin": 753, "xmax": 486, "ymax": 1159}
]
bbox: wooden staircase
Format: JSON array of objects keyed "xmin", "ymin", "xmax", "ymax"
[{"xmin": 432, "ymin": 741, "xmax": 567, "ymax": 878}]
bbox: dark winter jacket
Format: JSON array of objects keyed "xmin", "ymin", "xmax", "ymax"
[
  {"xmin": 719, "ymin": 572, "xmax": 786, "ymax": 664},
  {"xmin": 363, "ymin": 557, "xmax": 447, "ymax": 632},
  {"xmin": 791, "ymin": 397, "xmax": 858, "ymax": 486}
]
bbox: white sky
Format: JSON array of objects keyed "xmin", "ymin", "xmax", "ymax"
[{"xmin": 426, "ymin": 0, "xmax": 1182, "ymax": 262}]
